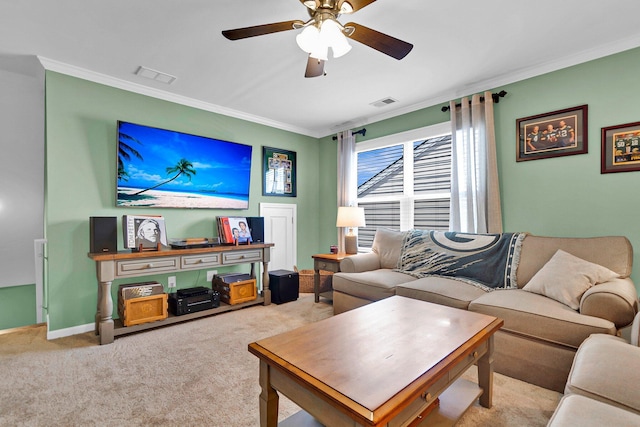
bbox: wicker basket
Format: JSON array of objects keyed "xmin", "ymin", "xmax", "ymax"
[{"xmin": 295, "ymin": 268, "xmax": 333, "ymax": 293}]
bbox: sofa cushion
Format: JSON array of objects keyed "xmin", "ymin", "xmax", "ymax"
[
  {"xmin": 548, "ymin": 395, "xmax": 640, "ymax": 426},
  {"xmin": 332, "ymin": 269, "xmax": 415, "ymax": 302},
  {"xmin": 516, "ymin": 235, "xmax": 633, "ymax": 286},
  {"xmin": 372, "ymin": 228, "xmax": 406, "ymax": 269},
  {"xmin": 522, "ymin": 250, "xmax": 619, "ymax": 310},
  {"xmin": 396, "ymin": 277, "xmax": 486, "ymax": 310},
  {"xmin": 565, "ymin": 333, "xmax": 640, "ymax": 415},
  {"xmin": 468, "ymin": 289, "xmax": 616, "ymax": 349}
]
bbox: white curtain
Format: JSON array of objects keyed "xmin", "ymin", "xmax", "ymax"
[
  {"xmin": 449, "ymin": 91, "xmax": 502, "ymax": 233},
  {"xmin": 336, "ymin": 130, "xmax": 356, "ymax": 252}
]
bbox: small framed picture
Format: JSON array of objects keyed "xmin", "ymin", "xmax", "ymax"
[
  {"xmin": 122, "ymin": 215, "xmax": 168, "ymax": 251},
  {"xmin": 516, "ymin": 105, "xmax": 588, "ymax": 162},
  {"xmin": 601, "ymin": 121, "xmax": 640, "ymax": 174},
  {"xmin": 262, "ymin": 146, "xmax": 297, "ymax": 197}
]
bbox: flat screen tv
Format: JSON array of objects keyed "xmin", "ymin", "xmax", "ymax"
[{"xmin": 116, "ymin": 121, "xmax": 252, "ymax": 209}]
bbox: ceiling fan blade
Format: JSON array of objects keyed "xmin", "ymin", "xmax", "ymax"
[
  {"xmin": 305, "ymin": 56, "xmax": 325, "ymax": 78},
  {"xmin": 339, "ymin": 0, "xmax": 377, "ymax": 13},
  {"xmin": 222, "ymin": 20, "xmax": 304, "ymax": 40},
  {"xmin": 344, "ymin": 22, "xmax": 413, "ymax": 60}
]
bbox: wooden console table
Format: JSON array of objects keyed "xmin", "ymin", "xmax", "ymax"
[{"xmin": 88, "ymin": 243, "xmax": 273, "ymax": 345}]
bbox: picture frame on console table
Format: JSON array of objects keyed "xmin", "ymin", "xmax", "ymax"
[
  {"xmin": 262, "ymin": 146, "xmax": 296, "ymax": 197},
  {"xmin": 122, "ymin": 215, "xmax": 168, "ymax": 251},
  {"xmin": 516, "ymin": 105, "xmax": 588, "ymax": 162},
  {"xmin": 601, "ymin": 121, "xmax": 640, "ymax": 174}
]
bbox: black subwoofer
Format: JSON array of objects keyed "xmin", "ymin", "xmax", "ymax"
[{"xmin": 268, "ymin": 269, "xmax": 299, "ymax": 304}]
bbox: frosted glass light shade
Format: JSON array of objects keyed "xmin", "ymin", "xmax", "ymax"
[
  {"xmin": 297, "ymin": 19, "xmax": 351, "ymax": 60},
  {"xmin": 296, "ymin": 26, "xmax": 320, "ymax": 53}
]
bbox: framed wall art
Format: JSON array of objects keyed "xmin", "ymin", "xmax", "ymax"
[
  {"xmin": 601, "ymin": 121, "xmax": 640, "ymax": 174},
  {"xmin": 262, "ymin": 146, "xmax": 297, "ymax": 197},
  {"xmin": 516, "ymin": 105, "xmax": 588, "ymax": 162}
]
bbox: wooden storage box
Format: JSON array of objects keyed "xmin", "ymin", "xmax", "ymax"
[
  {"xmin": 213, "ymin": 277, "xmax": 257, "ymax": 305},
  {"xmin": 118, "ymin": 293, "xmax": 168, "ymax": 327}
]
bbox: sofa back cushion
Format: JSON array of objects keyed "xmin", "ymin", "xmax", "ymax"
[
  {"xmin": 517, "ymin": 235, "xmax": 633, "ymax": 287},
  {"xmin": 372, "ymin": 228, "xmax": 407, "ymax": 269}
]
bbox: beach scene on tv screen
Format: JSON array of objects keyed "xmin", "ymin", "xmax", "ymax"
[{"xmin": 117, "ymin": 121, "xmax": 252, "ymax": 209}]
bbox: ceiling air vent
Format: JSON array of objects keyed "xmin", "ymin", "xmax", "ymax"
[
  {"xmin": 370, "ymin": 97, "xmax": 398, "ymax": 108},
  {"xmin": 135, "ymin": 66, "xmax": 177, "ymax": 84}
]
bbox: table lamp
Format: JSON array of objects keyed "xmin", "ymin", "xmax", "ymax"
[{"xmin": 336, "ymin": 206, "xmax": 366, "ymax": 254}]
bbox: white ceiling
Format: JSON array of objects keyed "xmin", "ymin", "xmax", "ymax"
[{"xmin": 2, "ymin": 0, "xmax": 640, "ymax": 138}]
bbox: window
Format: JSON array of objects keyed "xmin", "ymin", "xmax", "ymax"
[{"xmin": 356, "ymin": 123, "xmax": 451, "ymax": 249}]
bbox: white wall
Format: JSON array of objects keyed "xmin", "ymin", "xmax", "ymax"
[{"xmin": 0, "ymin": 55, "xmax": 44, "ymax": 288}]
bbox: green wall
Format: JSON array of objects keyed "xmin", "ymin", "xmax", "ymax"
[
  {"xmin": 340, "ymin": 46, "xmax": 640, "ymax": 289},
  {"xmin": 495, "ymin": 48, "xmax": 640, "ymax": 288},
  {"xmin": 2, "ymin": 46, "xmax": 640, "ymax": 333},
  {"xmin": 43, "ymin": 72, "xmax": 321, "ymax": 332}
]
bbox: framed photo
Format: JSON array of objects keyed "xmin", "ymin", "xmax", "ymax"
[
  {"xmin": 122, "ymin": 215, "xmax": 168, "ymax": 251},
  {"xmin": 516, "ymin": 105, "xmax": 588, "ymax": 162},
  {"xmin": 601, "ymin": 121, "xmax": 640, "ymax": 174},
  {"xmin": 262, "ymin": 146, "xmax": 296, "ymax": 197}
]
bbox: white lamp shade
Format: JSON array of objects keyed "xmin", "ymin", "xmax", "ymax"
[
  {"xmin": 310, "ymin": 41, "xmax": 328, "ymax": 61},
  {"xmin": 296, "ymin": 26, "xmax": 320, "ymax": 53},
  {"xmin": 336, "ymin": 206, "xmax": 366, "ymax": 228},
  {"xmin": 320, "ymin": 19, "xmax": 351, "ymax": 58},
  {"xmin": 331, "ymin": 37, "xmax": 352, "ymax": 58}
]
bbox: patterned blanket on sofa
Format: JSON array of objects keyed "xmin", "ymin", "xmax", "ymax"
[{"xmin": 395, "ymin": 229, "xmax": 526, "ymax": 291}]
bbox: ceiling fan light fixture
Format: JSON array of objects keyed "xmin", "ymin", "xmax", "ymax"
[
  {"xmin": 319, "ymin": 19, "xmax": 351, "ymax": 58},
  {"xmin": 331, "ymin": 36, "xmax": 352, "ymax": 58},
  {"xmin": 310, "ymin": 42, "xmax": 329, "ymax": 61},
  {"xmin": 339, "ymin": 1, "xmax": 354, "ymax": 14},
  {"xmin": 303, "ymin": 0, "xmax": 317, "ymax": 10},
  {"xmin": 296, "ymin": 25, "xmax": 320, "ymax": 53}
]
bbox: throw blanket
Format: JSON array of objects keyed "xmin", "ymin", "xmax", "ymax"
[{"xmin": 395, "ymin": 230, "xmax": 526, "ymax": 291}]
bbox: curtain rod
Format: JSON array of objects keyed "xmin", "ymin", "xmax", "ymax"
[
  {"xmin": 441, "ymin": 90, "xmax": 507, "ymax": 112},
  {"xmin": 332, "ymin": 127, "xmax": 366, "ymax": 140}
]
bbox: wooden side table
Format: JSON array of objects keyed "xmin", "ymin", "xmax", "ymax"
[{"xmin": 311, "ymin": 253, "xmax": 348, "ymax": 303}]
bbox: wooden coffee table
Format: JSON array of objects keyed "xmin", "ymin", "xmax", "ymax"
[{"xmin": 248, "ymin": 296, "xmax": 503, "ymax": 426}]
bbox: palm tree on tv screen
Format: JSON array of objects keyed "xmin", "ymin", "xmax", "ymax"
[
  {"xmin": 118, "ymin": 132, "xmax": 143, "ymax": 181},
  {"xmin": 133, "ymin": 158, "xmax": 197, "ymax": 195}
]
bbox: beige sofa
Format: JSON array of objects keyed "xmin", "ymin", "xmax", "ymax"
[
  {"xmin": 548, "ymin": 314, "xmax": 640, "ymax": 425},
  {"xmin": 332, "ymin": 228, "xmax": 639, "ymax": 392}
]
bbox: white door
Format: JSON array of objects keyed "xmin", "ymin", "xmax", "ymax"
[{"xmin": 260, "ymin": 203, "xmax": 296, "ymax": 272}]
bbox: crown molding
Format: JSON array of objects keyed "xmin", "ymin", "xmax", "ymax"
[
  {"xmin": 328, "ymin": 35, "xmax": 640, "ymax": 136},
  {"xmin": 38, "ymin": 33, "xmax": 640, "ymax": 140},
  {"xmin": 37, "ymin": 57, "xmax": 319, "ymax": 138}
]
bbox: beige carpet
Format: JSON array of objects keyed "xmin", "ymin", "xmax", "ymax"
[{"xmin": 0, "ymin": 294, "xmax": 561, "ymax": 426}]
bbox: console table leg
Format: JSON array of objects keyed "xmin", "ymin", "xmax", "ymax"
[
  {"xmin": 477, "ymin": 335, "xmax": 495, "ymax": 408},
  {"xmin": 98, "ymin": 280, "xmax": 114, "ymax": 345},
  {"xmin": 258, "ymin": 360, "xmax": 279, "ymax": 427},
  {"xmin": 262, "ymin": 261, "xmax": 271, "ymax": 305}
]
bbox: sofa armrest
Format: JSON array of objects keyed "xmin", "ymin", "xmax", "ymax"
[
  {"xmin": 580, "ymin": 278, "xmax": 639, "ymax": 329},
  {"xmin": 340, "ymin": 252, "xmax": 382, "ymax": 273}
]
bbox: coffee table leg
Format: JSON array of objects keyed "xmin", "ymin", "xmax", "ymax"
[
  {"xmin": 258, "ymin": 361, "xmax": 279, "ymax": 427},
  {"xmin": 477, "ymin": 335, "xmax": 494, "ymax": 408}
]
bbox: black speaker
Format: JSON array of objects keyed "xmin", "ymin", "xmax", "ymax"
[
  {"xmin": 247, "ymin": 217, "xmax": 265, "ymax": 243},
  {"xmin": 268, "ymin": 269, "xmax": 299, "ymax": 304},
  {"xmin": 90, "ymin": 216, "xmax": 117, "ymax": 253}
]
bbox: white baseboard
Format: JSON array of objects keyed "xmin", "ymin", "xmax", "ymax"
[{"xmin": 47, "ymin": 322, "xmax": 94, "ymax": 340}]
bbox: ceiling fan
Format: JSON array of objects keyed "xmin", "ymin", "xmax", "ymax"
[{"xmin": 222, "ymin": 0, "xmax": 413, "ymax": 78}]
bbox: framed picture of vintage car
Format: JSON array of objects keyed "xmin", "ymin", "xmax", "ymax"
[
  {"xmin": 516, "ymin": 105, "xmax": 588, "ymax": 162},
  {"xmin": 601, "ymin": 121, "xmax": 640, "ymax": 174}
]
